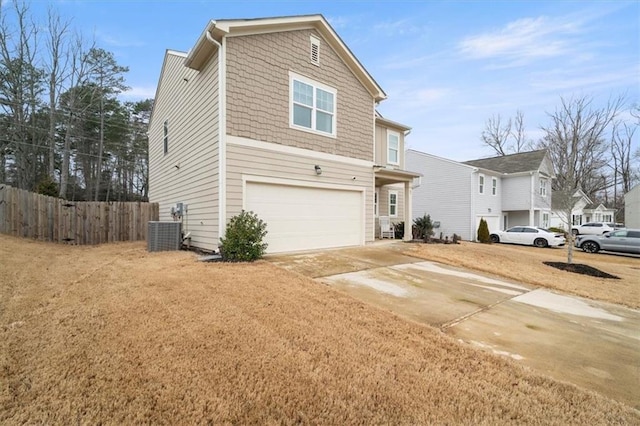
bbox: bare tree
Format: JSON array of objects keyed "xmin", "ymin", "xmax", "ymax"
[
  {"xmin": 611, "ymin": 121, "xmax": 637, "ymax": 194},
  {"xmin": 43, "ymin": 7, "xmax": 71, "ymax": 180},
  {"xmin": 511, "ymin": 110, "xmax": 530, "ymax": 153},
  {"xmin": 481, "ymin": 110, "xmax": 531, "ymax": 156},
  {"xmin": 539, "ymin": 95, "xmax": 623, "ymax": 264},
  {"xmin": 0, "ymin": 0, "xmax": 44, "ymax": 190},
  {"xmin": 481, "ymin": 114, "xmax": 511, "ymax": 156},
  {"xmin": 58, "ymin": 34, "xmax": 93, "ymax": 198}
]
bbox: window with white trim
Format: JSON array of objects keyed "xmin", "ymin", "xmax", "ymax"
[
  {"xmin": 542, "ymin": 212, "xmax": 549, "ymax": 228},
  {"xmin": 491, "ymin": 177, "xmax": 497, "ymax": 195},
  {"xmin": 290, "ymin": 72, "xmax": 336, "ymax": 137},
  {"xmin": 163, "ymin": 120, "xmax": 169, "ymax": 155},
  {"xmin": 389, "ymin": 191, "xmax": 398, "ymax": 217},
  {"xmin": 387, "ymin": 130, "xmax": 399, "ymax": 165},
  {"xmin": 539, "ymin": 178, "xmax": 547, "ymax": 197},
  {"xmin": 479, "ymin": 174, "xmax": 485, "ymax": 194},
  {"xmin": 374, "ymin": 189, "xmax": 379, "ymax": 217}
]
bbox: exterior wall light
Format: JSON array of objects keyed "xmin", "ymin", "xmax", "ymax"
[{"xmin": 314, "ymin": 165, "xmax": 322, "ymax": 175}]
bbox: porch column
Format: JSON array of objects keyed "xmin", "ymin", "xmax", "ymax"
[{"xmin": 404, "ymin": 181, "xmax": 412, "ymax": 241}]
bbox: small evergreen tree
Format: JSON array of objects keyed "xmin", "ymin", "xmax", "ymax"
[
  {"xmin": 477, "ymin": 218, "xmax": 491, "ymax": 243},
  {"xmin": 219, "ymin": 210, "xmax": 268, "ymax": 262},
  {"xmin": 36, "ymin": 176, "xmax": 58, "ymax": 197},
  {"xmin": 413, "ymin": 214, "xmax": 434, "ymax": 241}
]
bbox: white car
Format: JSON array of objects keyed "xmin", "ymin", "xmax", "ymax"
[
  {"xmin": 489, "ymin": 226, "xmax": 566, "ymax": 248},
  {"xmin": 571, "ymin": 222, "xmax": 619, "ymax": 236}
]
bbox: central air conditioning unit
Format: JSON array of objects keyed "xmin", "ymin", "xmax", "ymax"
[{"xmin": 147, "ymin": 221, "xmax": 182, "ymax": 252}]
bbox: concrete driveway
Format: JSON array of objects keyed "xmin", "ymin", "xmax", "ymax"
[{"xmin": 268, "ymin": 243, "xmax": 640, "ymax": 409}]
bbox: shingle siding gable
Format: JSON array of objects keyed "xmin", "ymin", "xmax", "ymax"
[{"xmin": 225, "ymin": 29, "xmax": 374, "ymax": 161}]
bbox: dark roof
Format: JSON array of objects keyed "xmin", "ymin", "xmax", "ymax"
[{"xmin": 463, "ymin": 150, "xmax": 547, "ymax": 174}]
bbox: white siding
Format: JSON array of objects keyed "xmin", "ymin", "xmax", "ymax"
[
  {"xmin": 148, "ymin": 51, "xmax": 220, "ymax": 250},
  {"xmin": 472, "ymin": 172, "xmax": 502, "ymax": 219},
  {"xmin": 502, "ymin": 175, "xmax": 532, "ymax": 211},
  {"xmin": 226, "ymin": 136, "xmax": 375, "ymax": 243},
  {"xmin": 406, "ymin": 150, "xmax": 475, "ymax": 240},
  {"xmin": 624, "ymin": 185, "xmax": 640, "ymax": 228}
]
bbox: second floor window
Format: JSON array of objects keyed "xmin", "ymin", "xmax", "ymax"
[
  {"xmin": 290, "ymin": 73, "xmax": 336, "ymax": 137},
  {"xmin": 387, "ymin": 131, "xmax": 399, "ymax": 165},
  {"xmin": 539, "ymin": 178, "xmax": 547, "ymax": 197},
  {"xmin": 492, "ymin": 177, "xmax": 497, "ymax": 195},
  {"xmin": 479, "ymin": 175, "xmax": 485, "ymax": 194}
]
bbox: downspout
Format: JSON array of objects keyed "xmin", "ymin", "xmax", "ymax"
[
  {"xmin": 470, "ymin": 169, "xmax": 477, "ymax": 241},
  {"xmin": 529, "ymin": 171, "xmax": 535, "ymax": 226},
  {"xmin": 206, "ymin": 28, "xmax": 227, "ymax": 242}
]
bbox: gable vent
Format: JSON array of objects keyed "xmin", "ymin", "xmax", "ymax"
[{"xmin": 310, "ymin": 36, "xmax": 320, "ymax": 66}]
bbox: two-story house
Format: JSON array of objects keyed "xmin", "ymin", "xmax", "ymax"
[
  {"xmin": 148, "ymin": 15, "xmax": 418, "ymax": 253},
  {"xmin": 549, "ymin": 189, "xmax": 617, "ymax": 230},
  {"xmin": 406, "ymin": 149, "xmax": 554, "ymax": 241}
]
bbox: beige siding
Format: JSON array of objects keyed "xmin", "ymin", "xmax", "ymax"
[
  {"xmin": 225, "ymin": 29, "xmax": 374, "ymax": 161},
  {"xmin": 377, "ymin": 184, "xmax": 404, "ymax": 225},
  {"xmin": 374, "ymin": 123, "xmax": 405, "ymax": 169},
  {"xmin": 148, "ymin": 51, "xmax": 220, "ymax": 250},
  {"xmin": 226, "ymin": 139, "xmax": 374, "ymax": 242}
]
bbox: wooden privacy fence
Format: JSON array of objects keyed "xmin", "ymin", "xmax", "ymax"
[{"xmin": 0, "ymin": 185, "xmax": 159, "ymax": 245}]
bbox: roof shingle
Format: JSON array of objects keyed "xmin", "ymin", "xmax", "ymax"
[{"xmin": 463, "ymin": 149, "xmax": 548, "ymax": 174}]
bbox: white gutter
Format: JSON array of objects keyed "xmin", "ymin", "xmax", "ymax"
[{"xmin": 206, "ymin": 28, "xmax": 227, "ymax": 241}]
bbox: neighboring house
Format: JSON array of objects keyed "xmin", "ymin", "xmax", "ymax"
[
  {"xmin": 406, "ymin": 149, "xmax": 554, "ymax": 241},
  {"xmin": 624, "ymin": 185, "xmax": 640, "ymax": 228},
  {"xmin": 549, "ymin": 189, "xmax": 617, "ymax": 230},
  {"xmin": 148, "ymin": 15, "xmax": 418, "ymax": 253}
]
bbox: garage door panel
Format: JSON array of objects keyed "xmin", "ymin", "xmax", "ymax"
[
  {"xmin": 246, "ymin": 182, "xmax": 363, "ymax": 253},
  {"xmin": 476, "ymin": 215, "xmax": 500, "ymax": 234}
]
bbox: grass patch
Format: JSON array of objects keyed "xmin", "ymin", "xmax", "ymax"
[{"xmin": 1, "ymin": 235, "xmax": 638, "ymax": 424}]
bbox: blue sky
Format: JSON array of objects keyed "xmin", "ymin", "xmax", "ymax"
[{"xmin": 19, "ymin": 1, "xmax": 640, "ymax": 161}]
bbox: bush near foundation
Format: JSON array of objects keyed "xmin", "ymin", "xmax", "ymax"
[
  {"xmin": 219, "ymin": 210, "xmax": 268, "ymax": 262},
  {"xmin": 477, "ymin": 218, "xmax": 490, "ymax": 243},
  {"xmin": 414, "ymin": 214, "xmax": 435, "ymax": 241}
]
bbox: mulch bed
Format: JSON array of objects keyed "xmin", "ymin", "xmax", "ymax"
[{"xmin": 544, "ymin": 262, "xmax": 620, "ymax": 279}]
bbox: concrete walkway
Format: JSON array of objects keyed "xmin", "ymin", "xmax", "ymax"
[{"xmin": 268, "ymin": 243, "xmax": 640, "ymax": 409}]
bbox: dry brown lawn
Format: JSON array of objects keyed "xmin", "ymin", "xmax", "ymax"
[
  {"xmin": 406, "ymin": 242, "xmax": 640, "ymax": 309},
  {"xmin": 1, "ymin": 234, "xmax": 638, "ymax": 424}
]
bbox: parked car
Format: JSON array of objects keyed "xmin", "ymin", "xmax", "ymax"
[
  {"xmin": 575, "ymin": 229, "xmax": 640, "ymax": 254},
  {"xmin": 571, "ymin": 222, "xmax": 622, "ymax": 236},
  {"xmin": 489, "ymin": 226, "xmax": 566, "ymax": 248}
]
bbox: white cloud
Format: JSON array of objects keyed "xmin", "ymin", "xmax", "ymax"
[
  {"xmin": 98, "ymin": 31, "xmax": 146, "ymax": 48},
  {"xmin": 458, "ymin": 16, "xmax": 581, "ymax": 66},
  {"xmin": 326, "ymin": 15, "xmax": 350, "ymax": 30},
  {"xmin": 373, "ymin": 18, "xmax": 425, "ymax": 37},
  {"xmin": 121, "ymin": 85, "xmax": 156, "ymax": 100}
]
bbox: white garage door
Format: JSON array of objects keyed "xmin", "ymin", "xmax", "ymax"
[
  {"xmin": 476, "ymin": 215, "xmax": 500, "ymax": 235},
  {"xmin": 245, "ymin": 182, "xmax": 363, "ymax": 253}
]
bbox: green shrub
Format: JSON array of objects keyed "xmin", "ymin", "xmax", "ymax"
[
  {"xmin": 414, "ymin": 214, "xmax": 434, "ymax": 241},
  {"xmin": 477, "ymin": 218, "xmax": 490, "ymax": 243},
  {"xmin": 548, "ymin": 226, "xmax": 567, "ymax": 236},
  {"xmin": 219, "ymin": 210, "xmax": 268, "ymax": 262},
  {"xmin": 36, "ymin": 177, "xmax": 58, "ymax": 197}
]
